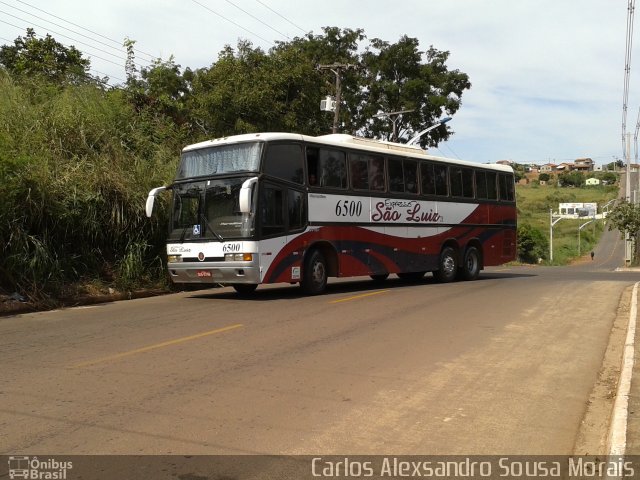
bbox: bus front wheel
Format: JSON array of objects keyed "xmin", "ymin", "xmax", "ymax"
[
  {"xmin": 233, "ymin": 284, "xmax": 258, "ymax": 295},
  {"xmin": 434, "ymin": 246, "xmax": 458, "ymax": 283},
  {"xmin": 397, "ymin": 271, "xmax": 426, "ymax": 281},
  {"xmin": 301, "ymin": 250, "xmax": 327, "ymax": 295},
  {"xmin": 370, "ymin": 273, "xmax": 389, "ymax": 282}
]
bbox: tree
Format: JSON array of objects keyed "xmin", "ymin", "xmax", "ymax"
[
  {"xmin": 0, "ymin": 28, "xmax": 92, "ymax": 84},
  {"xmin": 358, "ymin": 37, "xmax": 470, "ymax": 147},
  {"xmin": 539, "ymin": 172, "xmax": 551, "ymax": 182},
  {"xmin": 185, "ymin": 30, "xmax": 361, "ymax": 138},
  {"xmin": 608, "ymin": 200, "xmax": 640, "ymax": 263},
  {"xmin": 511, "ymin": 163, "xmax": 526, "ymax": 183},
  {"xmin": 558, "ymin": 171, "xmax": 585, "ymax": 187},
  {"xmin": 126, "ymin": 55, "xmax": 192, "ymax": 128},
  {"xmin": 600, "ymin": 172, "xmax": 617, "ymax": 184},
  {"xmin": 183, "ymin": 29, "xmax": 470, "ymax": 144}
]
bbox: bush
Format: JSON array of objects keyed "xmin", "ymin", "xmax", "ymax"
[{"xmin": 517, "ymin": 224, "xmax": 548, "ymax": 263}]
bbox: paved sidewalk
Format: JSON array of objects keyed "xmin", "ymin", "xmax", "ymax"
[{"xmin": 624, "ymin": 281, "xmax": 640, "ymax": 454}]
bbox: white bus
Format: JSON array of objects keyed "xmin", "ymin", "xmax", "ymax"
[{"xmin": 146, "ymin": 132, "xmax": 516, "ymax": 295}]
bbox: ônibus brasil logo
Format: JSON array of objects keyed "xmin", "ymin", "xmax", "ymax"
[{"xmin": 8, "ymin": 456, "xmax": 73, "ymax": 480}]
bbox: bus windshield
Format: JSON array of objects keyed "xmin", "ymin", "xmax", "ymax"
[
  {"xmin": 170, "ymin": 178, "xmax": 255, "ymax": 241},
  {"xmin": 177, "ymin": 142, "xmax": 263, "ymax": 179}
]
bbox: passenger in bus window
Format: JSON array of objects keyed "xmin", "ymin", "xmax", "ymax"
[
  {"xmin": 309, "ymin": 173, "xmax": 317, "ymax": 186},
  {"xmin": 369, "ymin": 157, "xmax": 385, "ymax": 191}
]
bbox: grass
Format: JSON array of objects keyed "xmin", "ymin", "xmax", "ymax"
[{"xmin": 516, "ymin": 182, "xmax": 619, "ymax": 265}]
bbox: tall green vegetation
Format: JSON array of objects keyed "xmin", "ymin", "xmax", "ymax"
[
  {"xmin": 0, "ymin": 72, "xmax": 179, "ymax": 298},
  {"xmin": 0, "ymin": 27, "xmax": 470, "ymax": 301}
]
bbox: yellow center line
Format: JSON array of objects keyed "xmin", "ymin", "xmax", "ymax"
[
  {"xmin": 73, "ymin": 323, "xmax": 244, "ymax": 368},
  {"xmin": 329, "ymin": 290, "xmax": 389, "ymax": 304}
]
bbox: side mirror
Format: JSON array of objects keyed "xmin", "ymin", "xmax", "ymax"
[
  {"xmin": 239, "ymin": 177, "xmax": 258, "ymax": 213},
  {"xmin": 145, "ymin": 186, "xmax": 167, "ymax": 217}
]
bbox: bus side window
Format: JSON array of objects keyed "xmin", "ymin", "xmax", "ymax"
[
  {"xmin": 499, "ymin": 173, "xmax": 515, "ymax": 202},
  {"xmin": 450, "ymin": 167, "xmax": 474, "ymax": 198},
  {"xmin": 450, "ymin": 167, "xmax": 463, "ymax": 197},
  {"xmin": 288, "ymin": 190, "xmax": 306, "ymax": 231},
  {"xmin": 486, "ymin": 171, "xmax": 498, "ymax": 200},
  {"xmin": 264, "ymin": 143, "xmax": 304, "ymax": 184},
  {"xmin": 388, "ymin": 157, "xmax": 404, "ymax": 193},
  {"xmin": 350, "ymin": 155, "xmax": 369, "ymax": 190},
  {"xmin": 404, "ymin": 159, "xmax": 418, "ymax": 194},
  {"xmin": 434, "ymin": 164, "xmax": 448, "ymax": 196},
  {"xmin": 369, "ymin": 156, "xmax": 385, "ymax": 191},
  {"xmin": 476, "ymin": 171, "xmax": 488, "ymax": 199},
  {"xmin": 462, "ymin": 168, "xmax": 474, "ymax": 198},
  {"xmin": 318, "ymin": 148, "xmax": 347, "ymax": 188},
  {"xmin": 421, "ymin": 162, "xmax": 436, "ymax": 195},
  {"xmin": 260, "ymin": 185, "xmax": 285, "ymax": 237},
  {"xmin": 306, "ymin": 147, "xmax": 319, "ymax": 186}
]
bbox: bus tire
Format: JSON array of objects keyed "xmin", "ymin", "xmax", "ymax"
[
  {"xmin": 459, "ymin": 246, "xmax": 481, "ymax": 281},
  {"xmin": 434, "ymin": 246, "xmax": 458, "ymax": 283},
  {"xmin": 370, "ymin": 273, "xmax": 389, "ymax": 282},
  {"xmin": 233, "ymin": 284, "xmax": 258, "ymax": 295},
  {"xmin": 301, "ymin": 250, "xmax": 327, "ymax": 295}
]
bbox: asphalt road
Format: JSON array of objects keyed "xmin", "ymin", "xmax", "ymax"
[{"xmin": 1, "ymin": 226, "xmax": 638, "ymax": 457}]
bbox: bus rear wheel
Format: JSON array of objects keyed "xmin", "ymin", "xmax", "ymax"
[
  {"xmin": 301, "ymin": 250, "xmax": 327, "ymax": 295},
  {"xmin": 434, "ymin": 246, "xmax": 458, "ymax": 283},
  {"xmin": 459, "ymin": 246, "xmax": 481, "ymax": 281}
]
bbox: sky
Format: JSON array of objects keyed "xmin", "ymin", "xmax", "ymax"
[{"xmin": 0, "ymin": 0, "xmax": 634, "ymax": 166}]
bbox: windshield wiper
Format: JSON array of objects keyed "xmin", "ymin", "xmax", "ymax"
[
  {"xmin": 179, "ymin": 224, "xmax": 191, "ymax": 243},
  {"xmin": 200, "ymin": 213, "xmax": 224, "ymax": 241}
]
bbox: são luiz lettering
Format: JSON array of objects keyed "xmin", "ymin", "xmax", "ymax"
[{"xmin": 371, "ymin": 201, "xmax": 442, "ymax": 224}]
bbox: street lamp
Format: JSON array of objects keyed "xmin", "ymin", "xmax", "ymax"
[
  {"xmin": 375, "ymin": 109, "xmax": 415, "ymax": 142},
  {"xmin": 406, "ymin": 117, "xmax": 452, "ymax": 146},
  {"xmin": 549, "ymin": 209, "xmax": 566, "ymax": 263},
  {"xmin": 578, "ymin": 218, "xmax": 595, "ymax": 257}
]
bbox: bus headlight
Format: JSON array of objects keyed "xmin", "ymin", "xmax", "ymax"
[
  {"xmin": 167, "ymin": 255, "xmax": 182, "ymax": 263},
  {"xmin": 225, "ymin": 253, "xmax": 253, "ymax": 261}
]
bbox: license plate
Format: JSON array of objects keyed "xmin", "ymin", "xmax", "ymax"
[{"xmin": 196, "ymin": 270, "xmax": 212, "ymax": 278}]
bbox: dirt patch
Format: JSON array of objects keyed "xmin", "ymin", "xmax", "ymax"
[{"xmin": 0, "ymin": 287, "xmax": 171, "ymax": 317}]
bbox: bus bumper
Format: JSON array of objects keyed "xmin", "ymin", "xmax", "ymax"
[{"xmin": 167, "ymin": 262, "xmax": 261, "ymax": 285}]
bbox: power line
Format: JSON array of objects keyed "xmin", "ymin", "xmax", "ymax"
[
  {"xmin": 91, "ymin": 68, "xmax": 125, "ymax": 84},
  {"xmin": 223, "ymin": 0, "xmax": 289, "ymax": 40},
  {"xmin": 254, "ymin": 0, "xmax": 307, "ymax": 35},
  {"xmin": 0, "ymin": 25, "xmax": 121, "ymax": 86},
  {"xmin": 191, "ymin": 0, "xmax": 274, "ymax": 46},
  {"xmin": 0, "ymin": 18, "xmax": 125, "ymax": 70},
  {"xmin": 0, "ymin": 0, "xmax": 151, "ymax": 65},
  {"xmin": 13, "ymin": 0, "xmax": 157, "ymax": 60},
  {"xmin": 0, "ymin": 10, "xmax": 147, "ymax": 70},
  {"xmin": 441, "ymin": 142, "xmax": 461, "ymax": 160}
]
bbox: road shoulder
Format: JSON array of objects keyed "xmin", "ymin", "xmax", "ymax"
[{"xmin": 574, "ymin": 284, "xmax": 632, "ymax": 454}]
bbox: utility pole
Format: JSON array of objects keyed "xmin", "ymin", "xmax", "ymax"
[
  {"xmin": 317, "ymin": 63, "xmax": 358, "ymax": 133},
  {"xmin": 626, "ymin": 132, "xmax": 633, "ymax": 265}
]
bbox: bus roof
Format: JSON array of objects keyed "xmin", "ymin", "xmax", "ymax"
[{"xmin": 183, "ymin": 132, "xmax": 514, "ymax": 173}]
